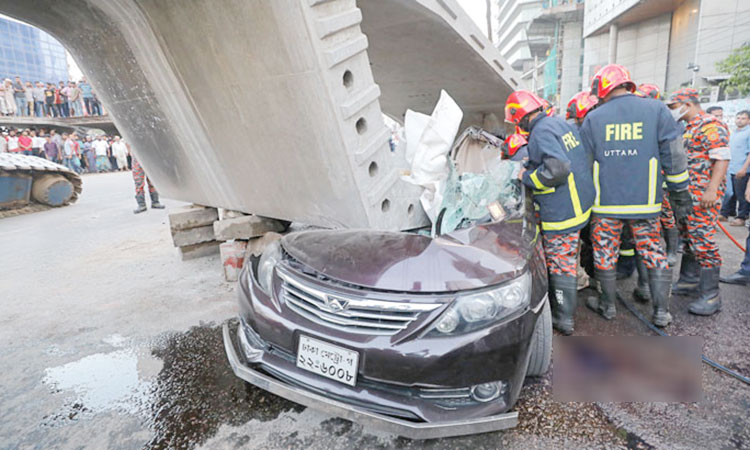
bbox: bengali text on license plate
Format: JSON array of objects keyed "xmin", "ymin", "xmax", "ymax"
[{"xmin": 296, "ymin": 335, "xmax": 359, "ymax": 386}]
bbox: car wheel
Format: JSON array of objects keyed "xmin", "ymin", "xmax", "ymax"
[{"xmin": 526, "ymin": 298, "xmax": 552, "ymax": 377}]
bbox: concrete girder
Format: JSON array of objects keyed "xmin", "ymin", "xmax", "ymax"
[{"xmin": 0, "ymin": 0, "xmax": 519, "ymax": 230}]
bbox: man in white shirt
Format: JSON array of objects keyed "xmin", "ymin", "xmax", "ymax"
[
  {"xmin": 7, "ymin": 129, "xmax": 19, "ymax": 153},
  {"xmin": 111, "ymin": 136, "xmax": 129, "ymax": 171},
  {"xmin": 31, "ymin": 130, "xmax": 45, "ymax": 158},
  {"xmin": 92, "ymin": 135, "xmax": 111, "ymax": 172}
]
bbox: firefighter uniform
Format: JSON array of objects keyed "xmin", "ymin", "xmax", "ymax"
[
  {"xmin": 580, "ymin": 64, "xmax": 690, "ymax": 327},
  {"xmin": 669, "ymin": 89, "xmax": 731, "ymax": 316},
  {"xmin": 132, "ymin": 156, "xmax": 165, "ymax": 213},
  {"xmin": 506, "ymin": 90, "xmax": 595, "ymax": 335}
]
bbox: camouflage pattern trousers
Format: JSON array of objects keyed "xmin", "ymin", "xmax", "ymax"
[
  {"xmin": 542, "ymin": 230, "xmax": 580, "ymax": 277},
  {"xmin": 132, "ymin": 158, "xmax": 156, "ymax": 196},
  {"xmin": 619, "ymin": 192, "xmax": 674, "ymax": 256},
  {"xmin": 591, "ymin": 216, "xmax": 668, "ymax": 271},
  {"xmin": 679, "ymin": 202, "xmax": 722, "ymax": 268}
]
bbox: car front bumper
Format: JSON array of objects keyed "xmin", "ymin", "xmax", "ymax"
[{"xmin": 222, "ymin": 321, "xmax": 519, "ymax": 439}]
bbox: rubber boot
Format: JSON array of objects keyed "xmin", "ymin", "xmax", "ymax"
[
  {"xmin": 648, "ymin": 268, "xmax": 673, "ymax": 327},
  {"xmin": 664, "ymin": 227, "xmax": 679, "ymax": 267},
  {"xmin": 586, "ymin": 269, "xmax": 617, "ymax": 320},
  {"xmin": 616, "ymin": 253, "xmax": 636, "ymax": 280},
  {"xmin": 633, "ymin": 254, "xmax": 651, "ymax": 302},
  {"xmin": 672, "ymin": 252, "xmax": 700, "ymax": 296},
  {"xmin": 688, "ymin": 267, "xmax": 722, "ymax": 316},
  {"xmin": 150, "ymin": 191, "xmax": 165, "ymax": 209},
  {"xmin": 549, "ymin": 274, "xmax": 578, "ymax": 335},
  {"xmin": 133, "ymin": 194, "xmax": 147, "ymax": 214}
]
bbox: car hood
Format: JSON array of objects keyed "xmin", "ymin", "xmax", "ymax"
[{"xmin": 280, "ymin": 220, "xmax": 535, "ymax": 293}]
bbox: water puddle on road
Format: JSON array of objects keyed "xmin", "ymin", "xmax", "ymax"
[{"xmin": 41, "ymin": 323, "xmax": 301, "ymax": 449}]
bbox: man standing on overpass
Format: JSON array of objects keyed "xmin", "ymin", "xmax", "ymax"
[{"xmin": 580, "ymin": 64, "xmax": 692, "ymax": 327}]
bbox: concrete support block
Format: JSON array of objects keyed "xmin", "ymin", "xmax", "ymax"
[
  {"xmin": 171, "ymin": 225, "xmax": 216, "ymax": 247},
  {"xmin": 220, "ymin": 240, "xmax": 248, "ymax": 282},
  {"xmin": 168, "ymin": 205, "xmax": 219, "ymax": 232},
  {"xmin": 178, "ymin": 240, "xmax": 220, "ymax": 261},
  {"xmin": 245, "ymin": 232, "xmax": 284, "ymax": 259},
  {"xmin": 213, "ymin": 215, "xmax": 286, "ymax": 241}
]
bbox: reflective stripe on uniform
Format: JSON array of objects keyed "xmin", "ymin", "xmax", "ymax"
[
  {"xmin": 619, "ymin": 248, "xmax": 635, "ymax": 257},
  {"xmin": 593, "ymin": 161, "xmax": 601, "ymax": 206},
  {"xmin": 568, "ymin": 173, "xmax": 583, "ymax": 217},
  {"xmin": 592, "ymin": 203, "xmax": 662, "ymax": 215},
  {"xmin": 529, "ymin": 170, "xmax": 549, "ymax": 190},
  {"xmin": 648, "ymin": 157, "xmax": 658, "ymax": 205},
  {"xmin": 665, "ymin": 170, "xmax": 689, "ymax": 184},
  {"xmin": 534, "ymin": 186, "xmax": 556, "ymax": 195},
  {"xmin": 541, "ymin": 208, "xmax": 591, "ymax": 231}
]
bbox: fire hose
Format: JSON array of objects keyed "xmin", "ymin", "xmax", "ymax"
[{"xmin": 717, "ymin": 221, "xmax": 747, "ymax": 253}]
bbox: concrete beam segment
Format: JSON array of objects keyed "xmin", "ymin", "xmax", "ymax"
[
  {"xmin": 168, "ymin": 205, "xmax": 219, "ymax": 232},
  {"xmin": 0, "ymin": 0, "xmax": 518, "ymax": 230},
  {"xmin": 171, "ymin": 225, "xmax": 216, "ymax": 248},
  {"xmin": 178, "ymin": 240, "xmax": 221, "ymax": 261},
  {"xmin": 213, "ymin": 215, "xmax": 287, "ymax": 241}
]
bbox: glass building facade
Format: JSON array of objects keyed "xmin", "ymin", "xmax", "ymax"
[{"xmin": 0, "ymin": 16, "xmax": 68, "ymax": 83}]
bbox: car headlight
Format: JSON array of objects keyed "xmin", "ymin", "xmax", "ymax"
[
  {"xmin": 256, "ymin": 240, "xmax": 282, "ymax": 295},
  {"xmin": 428, "ymin": 271, "xmax": 531, "ymax": 336}
]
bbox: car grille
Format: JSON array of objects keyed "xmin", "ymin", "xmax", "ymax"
[{"xmin": 277, "ymin": 268, "xmax": 441, "ymax": 335}]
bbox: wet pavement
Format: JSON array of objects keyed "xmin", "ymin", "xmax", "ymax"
[{"xmin": 1, "ymin": 171, "xmax": 748, "ymax": 449}]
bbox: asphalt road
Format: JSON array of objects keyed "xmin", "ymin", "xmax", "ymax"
[{"xmin": 1, "ymin": 171, "xmax": 748, "ymax": 450}]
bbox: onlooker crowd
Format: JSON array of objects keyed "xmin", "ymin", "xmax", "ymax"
[
  {"xmin": 0, "ymin": 126, "xmax": 130, "ymax": 175},
  {"xmin": 0, "ymin": 76, "xmax": 104, "ymax": 118}
]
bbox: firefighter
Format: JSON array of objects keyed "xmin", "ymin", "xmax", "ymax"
[
  {"xmin": 505, "ymin": 90, "xmax": 595, "ymax": 334},
  {"xmin": 565, "ymin": 90, "xmax": 599, "ymax": 290},
  {"xmin": 636, "ymin": 83, "xmax": 661, "ymax": 100},
  {"xmin": 667, "ymin": 88, "xmax": 730, "ymax": 315},
  {"xmin": 622, "ymin": 83, "xmax": 680, "ymax": 303},
  {"xmin": 566, "ymin": 91, "xmax": 599, "ymax": 128},
  {"xmin": 502, "ymin": 128, "xmax": 529, "ymax": 161},
  {"xmin": 579, "ymin": 64, "xmax": 692, "ymax": 327}
]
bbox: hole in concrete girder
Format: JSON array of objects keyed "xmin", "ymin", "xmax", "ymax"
[
  {"xmin": 356, "ymin": 118, "xmax": 367, "ymax": 135},
  {"xmin": 407, "ymin": 204, "xmax": 414, "ymax": 216},
  {"xmin": 368, "ymin": 161, "xmax": 378, "ymax": 177},
  {"xmin": 381, "ymin": 199, "xmax": 391, "ymax": 213},
  {"xmin": 343, "ymin": 70, "xmax": 354, "ymax": 88}
]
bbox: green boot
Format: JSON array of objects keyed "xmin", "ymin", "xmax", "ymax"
[
  {"xmin": 688, "ymin": 267, "xmax": 721, "ymax": 316},
  {"xmin": 150, "ymin": 191, "xmax": 165, "ymax": 209},
  {"xmin": 633, "ymin": 254, "xmax": 651, "ymax": 302},
  {"xmin": 549, "ymin": 274, "xmax": 578, "ymax": 335},
  {"xmin": 672, "ymin": 252, "xmax": 699, "ymax": 296},
  {"xmin": 586, "ymin": 269, "xmax": 617, "ymax": 320},
  {"xmin": 648, "ymin": 268, "xmax": 673, "ymax": 327},
  {"xmin": 133, "ymin": 194, "xmax": 147, "ymax": 214}
]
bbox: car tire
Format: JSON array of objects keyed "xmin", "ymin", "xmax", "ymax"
[{"xmin": 526, "ymin": 298, "xmax": 552, "ymax": 377}]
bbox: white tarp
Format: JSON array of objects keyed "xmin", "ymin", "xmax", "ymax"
[{"xmin": 401, "ymin": 90, "xmax": 463, "ymax": 223}]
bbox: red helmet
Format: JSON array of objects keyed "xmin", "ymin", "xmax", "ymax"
[
  {"xmin": 503, "ymin": 133, "xmax": 527, "ymax": 157},
  {"xmin": 504, "ymin": 90, "xmax": 546, "ymax": 125},
  {"xmin": 591, "ymin": 64, "xmax": 636, "ymax": 99},
  {"xmin": 566, "ymin": 91, "xmax": 599, "ymax": 120},
  {"xmin": 636, "ymin": 83, "xmax": 661, "ymax": 100}
]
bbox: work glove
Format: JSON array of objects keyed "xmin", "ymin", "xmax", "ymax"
[{"xmin": 668, "ymin": 189, "xmax": 693, "ymax": 223}]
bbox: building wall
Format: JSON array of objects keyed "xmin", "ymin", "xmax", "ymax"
[
  {"xmin": 493, "ymin": 0, "xmax": 544, "ymax": 71},
  {"xmin": 582, "ymin": 14, "xmax": 671, "ymax": 92},
  {"xmin": 583, "ymin": 0, "xmax": 639, "ymax": 37},
  {"xmin": 694, "ymin": 0, "xmax": 750, "ymax": 83},
  {"xmin": 665, "ymin": 0, "xmax": 700, "ymax": 92},
  {"xmin": 559, "ymin": 19, "xmax": 583, "ymax": 104},
  {"xmin": 0, "ymin": 16, "xmax": 68, "ymax": 83}
]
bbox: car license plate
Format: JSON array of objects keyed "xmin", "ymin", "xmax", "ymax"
[{"xmin": 296, "ymin": 335, "xmax": 359, "ymax": 386}]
